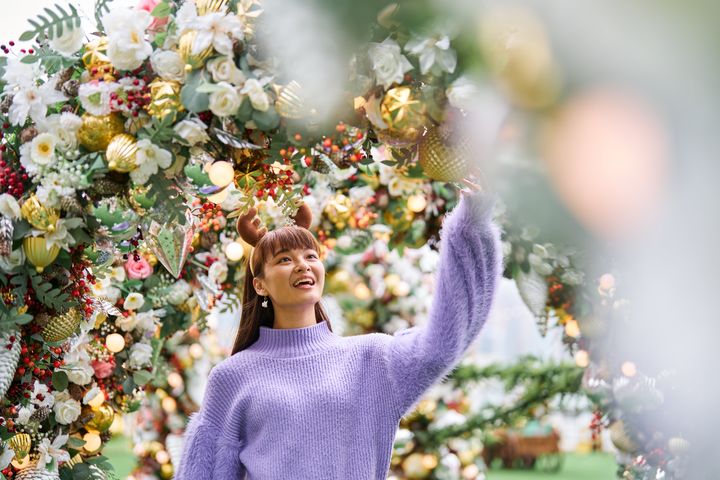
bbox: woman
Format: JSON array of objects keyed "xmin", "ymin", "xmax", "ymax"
[{"xmin": 176, "ymin": 177, "xmax": 502, "ymax": 479}]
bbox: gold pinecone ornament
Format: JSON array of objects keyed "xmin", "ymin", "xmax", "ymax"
[
  {"xmin": 609, "ymin": 420, "xmax": 639, "ymax": 454},
  {"xmin": 41, "ymin": 308, "xmax": 82, "ymax": 343},
  {"xmin": 0, "ymin": 330, "xmax": 21, "ymax": 399},
  {"xmin": 77, "ymin": 113, "xmax": 125, "ymax": 152},
  {"xmin": 417, "ymin": 125, "xmax": 472, "ymax": 182},
  {"xmin": 377, "ymin": 86, "xmax": 427, "ymax": 148},
  {"xmin": 15, "ymin": 462, "xmax": 61, "ymax": 480},
  {"xmin": 106, "ymin": 134, "xmax": 139, "ymax": 173}
]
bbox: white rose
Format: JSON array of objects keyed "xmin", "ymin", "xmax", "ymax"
[
  {"xmin": 173, "ymin": 118, "xmax": 210, "ymax": 146},
  {"xmin": 446, "ymin": 76, "xmax": 481, "ymax": 110},
  {"xmin": 103, "ymin": 9, "xmax": 153, "ymax": 71},
  {"xmin": 150, "ymin": 50, "xmax": 186, "ymax": 82},
  {"xmin": 0, "ymin": 193, "xmax": 21, "ymax": 219},
  {"xmin": 134, "ymin": 311, "xmax": 157, "ymax": 332},
  {"xmin": 368, "ymin": 38, "xmax": 413, "ymax": 89},
  {"xmin": 49, "ymin": 26, "xmax": 84, "ymax": 57},
  {"xmin": 0, "ymin": 248, "xmax": 24, "ymax": 273},
  {"xmin": 208, "ymin": 261, "xmax": 228, "ymax": 284},
  {"xmin": 128, "ymin": 342, "xmax": 153, "ymax": 369},
  {"xmin": 167, "ymin": 279, "xmax": 192, "ymax": 305},
  {"xmin": 207, "ymin": 56, "xmax": 245, "ymax": 84},
  {"xmin": 16, "ymin": 406, "xmax": 35, "ymax": 425},
  {"xmin": 52, "ymin": 391, "xmax": 81, "ymax": 425},
  {"xmin": 240, "ymin": 78, "xmax": 269, "ymax": 112},
  {"xmin": 107, "ymin": 37, "xmax": 152, "ymax": 71},
  {"xmin": 63, "ymin": 362, "xmax": 94, "ymax": 385},
  {"xmin": 208, "ymin": 82, "xmax": 241, "ymax": 117}
]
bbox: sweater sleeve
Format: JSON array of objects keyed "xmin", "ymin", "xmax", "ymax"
[
  {"xmin": 175, "ymin": 365, "xmax": 247, "ymax": 480},
  {"xmin": 386, "ymin": 191, "xmax": 502, "ymax": 417}
]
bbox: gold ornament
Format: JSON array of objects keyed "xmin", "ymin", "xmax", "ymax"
[
  {"xmin": 159, "ymin": 463, "xmax": 174, "ymax": 479},
  {"xmin": 81, "ymin": 37, "xmax": 115, "ymax": 81},
  {"xmin": 668, "ymin": 437, "xmax": 690, "ymax": 456},
  {"xmin": 324, "ymin": 194, "xmax": 353, "ymax": 229},
  {"xmin": 609, "ymin": 420, "xmax": 638, "ymax": 454},
  {"xmin": 106, "ymin": 134, "xmax": 139, "ymax": 173},
  {"xmin": 378, "ymin": 86, "xmax": 427, "ymax": 147},
  {"xmin": 86, "ymin": 404, "xmax": 115, "ymax": 432},
  {"xmin": 275, "ymin": 81, "xmax": 315, "ymax": 120},
  {"xmin": 9, "ymin": 433, "xmax": 31, "ymax": 459},
  {"xmin": 42, "ymin": 308, "xmax": 82, "ymax": 342},
  {"xmin": 147, "ymin": 79, "xmax": 185, "ymax": 121},
  {"xmin": 402, "ymin": 452, "xmax": 431, "ymax": 479},
  {"xmin": 65, "ymin": 454, "xmax": 84, "ymax": 468},
  {"xmin": 20, "ymin": 195, "xmax": 59, "ymax": 233},
  {"xmin": 178, "ymin": 31, "xmax": 214, "ymax": 71},
  {"xmin": 418, "ymin": 126, "xmax": 472, "ymax": 182},
  {"xmin": 77, "ymin": 113, "xmax": 125, "ymax": 152},
  {"xmin": 23, "ymin": 236, "xmax": 60, "ymax": 272},
  {"xmin": 196, "ymin": 0, "xmax": 228, "ymax": 14}
]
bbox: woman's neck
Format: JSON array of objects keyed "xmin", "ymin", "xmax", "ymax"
[{"xmin": 271, "ymin": 303, "xmax": 317, "ymax": 329}]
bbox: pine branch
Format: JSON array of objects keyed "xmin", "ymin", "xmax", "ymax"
[{"xmin": 19, "ymin": 4, "xmax": 81, "ymax": 42}]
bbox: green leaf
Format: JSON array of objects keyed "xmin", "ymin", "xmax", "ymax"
[
  {"xmin": 195, "ymin": 82, "xmax": 226, "ymax": 94},
  {"xmin": 251, "ymin": 107, "xmax": 280, "ymax": 131},
  {"xmin": 95, "ymin": 0, "xmax": 115, "ymax": 29},
  {"xmin": 151, "ymin": 1, "xmax": 171, "ymax": 17},
  {"xmin": 181, "ymin": 71, "xmax": 210, "ymax": 113},
  {"xmin": 21, "ymin": 55, "xmax": 39, "ymax": 64},
  {"xmin": 67, "ymin": 436, "xmax": 86, "ymax": 449},
  {"xmin": 21, "ymin": 4, "xmax": 81, "ymax": 42},
  {"xmin": 52, "ymin": 370, "xmax": 69, "ymax": 391},
  {"xmin": 234, "ymin": 97, "xmax": 253, "ymax": 122},
  {"xmin": 133, "ymin": 370, "xmax": 153, "ymax": 386}
]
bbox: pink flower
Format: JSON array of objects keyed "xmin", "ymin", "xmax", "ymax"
[
  {"xmin": 136, "ymin": 0, "xmax": 168, "ymax": 31},
  {"xmin": 125, "ymin": 256, "xmax": 153, "ymax": 280},
  {"xmin": 91, "ymin": 359, "xmax": 115, "ymax": 379}
]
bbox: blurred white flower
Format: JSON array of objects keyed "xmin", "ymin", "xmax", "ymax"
[
  {"xmin": 240, "ymin": 78, "xmax": 270, "ymax": 111},
  {"xmin": 52, "ymin": 391, "xmax": 81, "ymax": 425},
  {"xmin": 174, "ymin": 117, "xmax": 210, "ymax": 146},
  {"xmin": 0, "ymin": 194, "xmax": 21, "ymax": 219},
  {"xmin": 208, "ymin": 82, "xmax": 242, "ymax": 117},
  {"xmin": 151, "ymin": 50, "xmax": 186, "ymax": 82},
  {"xmin": 192, "ymin": 12, "xmax": 244, "ymax": 55},
  {"xmin": 15, "ymin": 406, "xmax": 34, "ymax": 425},
  {"xmin": 208, "ymin": 261, "xmax": 228, "ymax": 284},
  {"xmin": 207, "ymin": 56, "xmax": 245, "ymax": 84},
  {"xmin": 78, "ymin": 82, "xmax": 113, "ymax": 116},
  {"xmin": 368, "ymin": 38, "xmax": 413, "ymax": 89},
  {"xmin": 49, "ymin": 25, "xmax": 84, "ymax": 57},
  {"xmin": 130, "ymin": 139, "xmax": 173, "ymax": 184},
  {"xmin": 7, "ymin": 77, "xmax": 66, "ymax": 126},
  {"xmin": 31, "ymin": 380, "xmax": 55, "ymax": 409},
  {"xmin": 103, "ymin": 9, "xmax": 153, "ymax": 70},
  {"xmin": 0, "ymin": 248, "xmax": 24, "ymax": 272},
  {"xmin": 36, "ymin": 433, "xmax": 70, "ymax": 472},
  {"xmin": 404, "ymin": 34, "xmax": 457, "ymax": 75},
  {"xmin": 124, "ymin": 292, "xmax": 145, "ymax": 311},
  {"xmin": 167, "ymin": 279, "xmax": 192, "ymax": 305},
  {"xmin": 129, "ymin": 342, "xmax": 154, "ymax": 369}
]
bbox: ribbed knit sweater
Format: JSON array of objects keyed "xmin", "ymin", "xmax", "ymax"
[{"xmin": 175, "ymin": 191, "xmax": 502, "ymax": 479}]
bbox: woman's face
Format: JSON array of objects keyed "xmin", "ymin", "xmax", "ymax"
[{"xmin": 253, "ymin": 247, "xmax": 325, "ymax": 308}]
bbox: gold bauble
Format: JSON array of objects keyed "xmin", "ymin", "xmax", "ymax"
[
  {"xmin": 86, "ymin": 404, "xmax": 115, "ymax": 432},
  {"xmin": 196, "ymin": 0, "xmax": 228, "ymax": 14},
  {"xmin": 383, "ymin": 204, "xmax": 414, "ymax": 230},
  {"xmin": 609, "ymin": 420, "xmax": 638, "ymax": 454},
  {"xmin": 324, "ymin": 194, "xmax": 353, "ymax": 229},
  {"xmin": 8, "ymin": 433, "xmax": 31, "ymax": 459},
  {"xmin": 23, "ymin": 236, "xmax": 60, "ymax": 273},
  {"xmin": 77, "ymin": 113, "xmax": 125, "ymax": 152},
  {"xmin": 159, "ymin": 463, "xmax": 174, "ymax": 479},
  {"xmin": 42, "ymin": 308, "xmax": 82, "ymax": 343},
  {"xmin": 20, "ymin": 195, "xmax": 59, "ymax": 232},
  {"xmin": 81, "ymin": 37, "xmax": 115, "ymax": 81},
  {"xmin": 418, "ymin": 126, "xmax": 472, "ymax": 182},
  {"xmin": 106, "ymin": 134, "xmax": 139, "ymax": 173},
  {"xmin": 276, "ymin": 81, "xmax": 312, "ymax": 119},
  {"xmin": 177, "ymin": 31, "xmax": 214, "ymax": 71},
  {"xmin": 378, "ymin": 86, "xmax": 427, "ymax": 147},
  {"xmin": 146, "ymin": 79, "xmax": 185, "ymax": 121}
]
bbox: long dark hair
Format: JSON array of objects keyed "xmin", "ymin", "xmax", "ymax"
[{"xmin": 231, "ymin": 225, "xmax": 332, "ymax": 354}]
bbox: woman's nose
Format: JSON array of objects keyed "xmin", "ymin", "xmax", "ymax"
[{"xmin": 295, "ymin": 260, "xmax": 310, "ymax": 271}]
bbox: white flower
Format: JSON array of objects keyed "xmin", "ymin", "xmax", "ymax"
[
  {"xmin": 36, "ymin": 433, "xmax": 70, "ymax": 472},
  {"xmin": 135, "ymin": 310, "xmax": 159, "ymax": 332},
  {"xmin": 90, "ymin": 278, "xmax": 122, "ymax": 304},
  {"xmin": 191, "ymin": 12, "xmax": 243, "ymax": 56},
  {"xmin": 167, "ymin": 279, "xmax": 192, "ymax": 305},
  {"xmin": 240, "ymin": 78, "xmax": 269, "ymax": 112},
  {"xmin": 207, "ymin": 56, "xmax": 245, "ymax": 84},
  {"xmin": 174, "ymin": 118, "xmax": 210, "ymax": 146},
  {"xmin": 0, "ymin": 248, "xmax": 24, "ymax": 273},
  {"xmin": 40, "ymin": 113, "xmax": 82, "ymax": 152},
  {"xmin": 446, "ymin": 76, "xmax": 481, "ymax": 110},
  {"xmin": 348, "ymin": 185, "xmax": 375, "ymax": 205},
  {"xmin": 109, "ymin": 266, "xmax": 126, "ymax": 283},
  {"xmin": 368, "ymin": 38, "xmax": 413, "ymax": 89},
  {"xmin": 7, "ymin": 78, "xmax": 66, "ymax": 126},
  {"xmin": 130, "ymin": 139, "xmax": 173, "ymax": 184},
  {"xmin": 0, "ymin": 193, "xmax": 21, "ymax": 219},
  {"xmin": 150, "ymin": 50, "xmax": 186, "ymax": 81},
  {"xmin": 49, "ymin": 25, "xmax": 85, "ymax": 57},
  {"xmin": 208, "ymin": 82, "xmax": 241, "ymax": 117},
  {"xmin": 128, "ymin": 342, "xmax": 153, "ymax": 369},
  {"xmin": 15, "ymin": 406, "xmax": 35, "ymax": 425},
  {"xmin": 78, "ymin": 82, "xmax": 113, "ymax": 116},
  {"xmin": 44, "ymin": 217, "xmax": 83, "ymax": 251},
  {"xmin": 82, "ymin": 385, "xmax": 102, "ymax": 404},
  {"xmin": 124, "ymin": 292, "xmax": 145, "ymax": 310},
  {"xmin": 2, "ymin": 58, "xmax": 36, "ymax": 89},
  {"xmin": 103, "ymin": 9, "xmax": 153, "ymax": 71},
  {"xmin": 0, "ymin": 443, "xmax": 14, "ymax": 470},
  {"xmin": 52, "ymin": 391, "xmax": 81, "ymax": 425},
  {"xmin": 29, "ymin": 133, "xmax": 57, "ymax": 166},
  {"xmin": 115, "ymin": 312, "xmax": 139, "ymax": 332},
  {"xmin": 362, "ymin": 94, "xmax": 388, "ymax": 130},
  {"xmin": 31, "ymin": 380, "xmax": 55, "ymax": 409},
  {"xmin": 208, "ymin": 261, "xmax": 228, "ymax": 284},
  {"xmin": 404, "ymin": 34, "xmax": 456, "ymax": 75}
]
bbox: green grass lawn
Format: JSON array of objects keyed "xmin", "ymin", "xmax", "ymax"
[{"xmin": 105, "ymin": 435, "xmax": 617, "ymax": 479}]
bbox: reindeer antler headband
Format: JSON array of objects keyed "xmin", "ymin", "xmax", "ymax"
[{"xmin": 236, "ymin": 203, "xmax": 313, "ymax": 276}]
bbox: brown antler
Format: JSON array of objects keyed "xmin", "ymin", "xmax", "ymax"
[{"xmin": 236, "ymin": 203, "xmax": 313, "ymax": 246}]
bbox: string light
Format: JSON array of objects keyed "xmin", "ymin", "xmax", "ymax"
[
  {"xmin": 208, "ymin": 161, "xmax": 234, "ymax": 187},
  {"xmin": 105, "ymin": 333, "xmax": 125, "ymax": 353},
  {"xmin": 225, "ymin": 241, "xmax": 244, "ymax": 261}
]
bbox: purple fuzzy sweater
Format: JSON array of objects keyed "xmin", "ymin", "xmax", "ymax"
[{"xmin": 175, "ymin": 191, "xmax": 502, "ymax": 479}]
